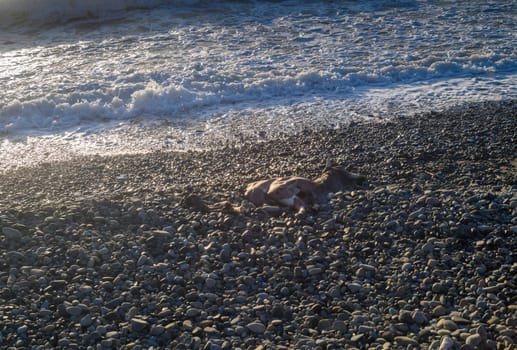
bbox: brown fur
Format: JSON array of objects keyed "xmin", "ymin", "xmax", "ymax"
[
  {"xmin": 245, "ymin": 166, "xmax": 365, "ymax": 214},
  {"xmin": 184, "ymin": 165, "xmax": 365, "ymax": 215}
]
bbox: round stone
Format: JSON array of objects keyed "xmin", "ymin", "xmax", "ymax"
[
  {"xmin": 398, "ymin": 310, "xmax": 413, "ymax": 323},
  {"xmin": 150, "ymin": 325, "xmax": 165, "ymax": 336},
  {"xmin": 401, "ymin": 262, "xmax": 413, "ymax": 272},
  {"xmin": 347, "ymin": 283, "xmax": 362, "ymax": 293},
  {"xmin": 80, "ymin": 314, "xmax": 93, "ymax": 327},
  {"xmin": 186, "ymin": 308, "xmax": 201, "ymax": 318},
  {"xmin": 439, "ymin": 336, "xmax": 455, "ymax": 350},
  {"xmin": 395, "ymin": 336, "xmax": 418, "ymax": 346},
  {"xmin": 66, "ymin": 306, "xmax": 83, "ymax": 317},
  {"xmin": 432, "ymin": 305, "xmax": 449, "ymax": 317},
  {"xmin": 246, "ymin": 322, "xmax": 266, "ymax": 334},
  {"xmin": 432, "ymin": 282, "xmax": 446, "ymax": 293},
  {"xmin": 205, "ymin": 277, "xmax": 217, "ymax": 288},
  {"xmin": 412, "ymin": 310, "xmax": 427, "ymax": 324},
  {"xmin": 2, "ymin": 227, "xmax": 22, "ymax": 241},
  {"xmin": 79, "ymin": 285, "xmax": 93, "ymax": 294},
  {"xmin": 437, "ymin": 319, "xmax": 458, "ymax": 331},
  {"xmin": 465, "ymin": 334, "xmax": 482, "ymax": 347}
]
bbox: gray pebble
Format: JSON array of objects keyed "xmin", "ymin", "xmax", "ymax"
[
  {"xmin": 65, "ymin": 306, "xmax": 83, "ymax": 317},
  {"xmin": 246, "ymin": 322, "xmax": 266, "ymax": 334},
  {"xmin": 186, "ymin": 308, "xmax": 201, "ymax": 318},
  {"xmin": 465, "ymin": 334, "xmax": 482, "ymax": 347},
  {"xmin": 412, "ymin": 310, "xmax": 427, "ymax": 324},
  {"xmin": 348, "ymin": 282, "xmax": 362, "ymax": 293},
  {"xmin": 130, "ymin": 318, "xmax": 150, "ymax": 332},
  {"xmin": 205, "ymin": 277, "xmax": 217, "ymax": 288},
  {"xmin": 395, "ymin": 336, "xmax": 418, "ymax": 346},
  {"xmin": 2, "ymin": 227, "xmax": 22, "ymax": 241},
  {"xmin": 437, "ymin": 319, "xmax": 458, "ymax": 331},
  {"xmin": 398, "ymin": 310, "xmax": 413, "ymax": 323},
  {"xmin": 80, "ymin": 314, "xmax": 93, "ymax": 327}
]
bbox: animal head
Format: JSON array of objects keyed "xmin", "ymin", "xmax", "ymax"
[{"xmin": 315, "ymin": 166, "xmax": 366, "ymax": 193}]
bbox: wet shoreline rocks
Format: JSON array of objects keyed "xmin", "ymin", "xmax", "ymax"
[{"xmin": 0, "ymin": 100, "xmax": 516, "ymax": 349}]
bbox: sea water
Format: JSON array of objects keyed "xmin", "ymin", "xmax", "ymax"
[{"xmin": 1, "ymin": 0, "xmax": 516, "ymax": 169}]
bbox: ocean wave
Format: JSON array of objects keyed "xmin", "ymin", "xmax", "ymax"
[
  {"xmin": 1, "ymin": 57, "xmax": 515, "ymax": 135},
  {"xmin": 1, "ymin": 0, "xmax": 515, "ymax": 137},
  {"xmin": 0, "ymin": 0, "xmax": 202, "ymax": 26}
]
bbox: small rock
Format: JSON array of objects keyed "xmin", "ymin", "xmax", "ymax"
[
  {"xmin": 205, "ymin": 277, "xmax": 217, "ymax": 288},
  {"xmin": 150, "ymin": 325, "xmax": 164, "ymax": 336},
  {"xmin": 308, "ymin": 267, "xmax": 323, "ymax": 276},
  {"xmin": 401, "ymin": 262, "xmax": 413, "ymax": 272},
  {"xmin": 80, "ymin": 314, "xmax": 93, "ymax": 327},
  {"xmin": 358, "ymin": 325, "xmax": 375, "ymax": 335},
  {"xmin": 432, "ymin": 282, "xmax": 446, "ymax": 293},
  {"xmin": 333, "ymin": 320, "xmax": 347, "ymax": 333},
  {"xmin": 451, "ymin": 315, "xmax": 469, "ymax": 324},
  {"xmin": 51, "ymin": 280, "xmax": 68, "ymax": 289},
  {"xmin": 30, "ymin": 268, "xmax": 45, "ymax": 277},
  {"xmin": 137, "ymin": 255, "xmax": 148, "ymax": 266},
  {"xmin": 350, "ymin": 334, "xmax": 364, "ymax": 342},
  {"xmin": 421, "ymin": 241, "xmax": 435, "ymax": 254},
  {"xmin": 130, "ymin": 318, "xmax": 149, "ymax": 332},
  {"xmin": 17, "ymin": 325, "xmax": 28, "ymax": 335},
  {"xmin": 439, "ymin": 336, "xmax": 455, "ymax": 350},
  {"xmin": 412, "ymin": 310, "xmax": 427, "ymax": 324},
  {"xmin": 79, "ymin": 285, "xmax": 93, "ymax": 294},
  {"xmin": 437, "ymin": 319, "xmax": 458, "ymax": 331},
  {"xmin": 465, "ymin": 334, "xmax": 482, "ymax": 347},
  {"xmin": 58, "ymin": 338, "xmax": 71, "ymax": 347},
  {"xmin": 426, "ymin": 197, "xmax": 441, "ymax": 206},
  {"xmin": 6, "ymin": 251, "xmax": 25, "ymax": 265},
  {"xmin": 317, "ymin": 319, "xmax": 332, "ymax": 331},
  {"xmin": 477, "ymin": 224, "xmax": 494, "ymax": 233},
  {"xmin": 398, "ymin": 310, "xmax": 413, "ymax": 323},
  {"xmin": 204, "ymin": 340, "xmax": 222, "ymax": 350},
  {"xmin": 483, "ymin": 283, "xmax": 505, "ymax": 293},
  {"xmin": 203, "ymin": 326, "xmax": 218, "ymax": 335},
  {"xmin": 395, "ymin": 336, "xmax": 418, "ymax": 346},
  {"xmin": 246, "ymin": 322, "xmax": 266, "ymax": 334},
  {"xmin": 219, "ymin": 243, "xmax": 231, "ymax": 262},
  {"xmin": 347, "ymin": 282, "xmax": 362, "ymax": 293},
  {"xmin": 65, "ymin": 306, "xmax": 83, "ymax": 317},
  {"xmin": 432, "ymin": 305, "xmax": 449, "ymax": 317},
  {"xmin": 2, "ymin": 227, "xmax": 22, "ymax": 241},
  {"xmin": 186, "ymin": 308, "xmax": 201, "ymax": 318},
  {"xmin": 476, "ymin": 325, "xmax": 487, "ymax": 340}
]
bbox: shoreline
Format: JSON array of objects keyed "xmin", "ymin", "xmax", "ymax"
[
  {"xmin": 0, "ymin": 100, "xmax": 516, "ymax": 349},
  {"xmin": 1, "ymin": 100, "xmax": 515, "ymax": 209}
]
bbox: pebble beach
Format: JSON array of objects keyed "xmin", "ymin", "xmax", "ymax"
[{"xmin": 0, "ymin": 100, "xmax": 516, "ymax": 349}]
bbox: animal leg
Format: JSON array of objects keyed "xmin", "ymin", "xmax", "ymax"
[
  {"xmin": 182, "ymin": 194, "xmax": 210, "ymax": 212},
  {"xmin": 293, "ymin": 196, "xmax": 309, "ymax": 216},
  {"xmin": 182, "ymin": 195, "xmax": 240, "ymax": 214}
]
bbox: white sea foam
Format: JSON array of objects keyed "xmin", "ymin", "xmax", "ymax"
[
  {"xmin": 1, "ymin": 59, "xmax": 514, "ymax": 134},
  {"xmin": 0, "ymin": 0, "xmax": 516, "ymax": 169}
]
